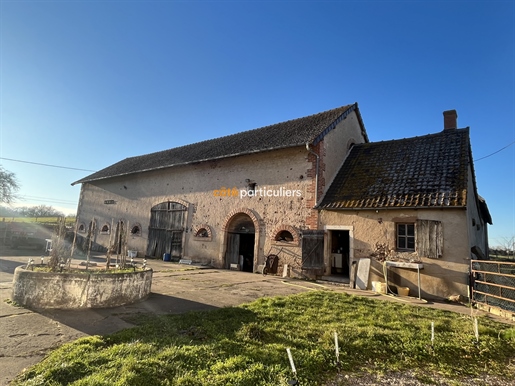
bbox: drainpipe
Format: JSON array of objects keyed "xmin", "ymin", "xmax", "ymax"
[{"xmin": 306, "ymin": 142, "xmax": 320, "ymax": 206}]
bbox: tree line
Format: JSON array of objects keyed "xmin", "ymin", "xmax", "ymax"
[
  {"xmin": 1, "ymin": 166, "xmax": 72, "ymax": 218},
  {"xmin": 0, "ymin": 204, "xmax": 68, "ymax": 218}
]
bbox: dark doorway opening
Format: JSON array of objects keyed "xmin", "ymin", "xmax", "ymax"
[
  {"xmin": 331, "ymin": 230, "xmax": 350, "ymax": 276},
  {"xmin": 225, "ymin": 213, "xmax": 256, "ymax": 272},
  {"xmin": 239, "ymin": 233, "xmax": 255, "ymax": 272}
]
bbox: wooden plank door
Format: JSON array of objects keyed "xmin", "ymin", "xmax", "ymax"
[
  {"xmin": 146, "ymin": 201, "xmax": 186, "ymax": 259},
  {"xmin": 225, "ymin": 233, "xmax": 240, "ymax": 268},
  {"xmin": 301, "ymin": 230, "xmax": 325, "ymax": 268}
]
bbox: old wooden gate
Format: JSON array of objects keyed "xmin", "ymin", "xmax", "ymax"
[
  {"xmin": 471, "ymin": 259, "xmax": 515, "ymax": 313},
  {"xmin": 146, "ymin": 201, "xmax": 186, "ymax": 259}
]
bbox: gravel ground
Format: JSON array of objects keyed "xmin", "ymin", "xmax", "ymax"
[{"xmin": 325, "ymin": 371, "xmax": 514, "ymax": 386}]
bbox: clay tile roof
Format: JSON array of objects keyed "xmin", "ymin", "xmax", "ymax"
[
  {"xmin": 318, "ymin": 128, "xmax": 470, "ymax": 210},
  {"xmin": 73, "ymin": 104, "xmax": 364, "ymax": 185}
]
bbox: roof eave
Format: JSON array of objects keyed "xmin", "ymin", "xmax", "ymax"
[
  {"xmin": 317, "ymin": 205, "xmax": 467, "ymax": 211},
  {"xmin": 72, "ymin": 143, "xmax": 308, "ymax": 186},
  {"xmin": 311, "ymin": 103, "xmax": 369, "ymax": 146}
]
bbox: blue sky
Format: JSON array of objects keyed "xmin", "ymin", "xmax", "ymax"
[{"xmin": 0, "ymin": 1, "xmax": 514, "ymax": 247}]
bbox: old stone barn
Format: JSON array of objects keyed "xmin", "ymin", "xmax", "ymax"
[{"xmin": 72, "ymin": 105, "xmax": 490, "ymax": 299}]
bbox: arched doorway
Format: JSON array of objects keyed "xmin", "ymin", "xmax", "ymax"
[
  {"xmin": 146, "ymin": 201, "xmax": 186, "ymax": 259},
  {"xmin": 224, "ymin": 213, "xmax": 256, "ymax": 272}
]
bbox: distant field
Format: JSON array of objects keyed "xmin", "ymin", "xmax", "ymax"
[{"xmin": 0, "ymin": 217, "xmax": 76, "ymax": 226}]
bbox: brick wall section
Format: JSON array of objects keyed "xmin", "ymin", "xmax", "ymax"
[
  {"xmin": 443, "ymin": 110, "xmax": 458, "ymax": 130},
  {"xmin": 319, "ymin": 141, "xmax": 327, "ymax": 199},
  {"xmin": 305, "ymin": 141, "xmax": 325, "ymax": 229}
]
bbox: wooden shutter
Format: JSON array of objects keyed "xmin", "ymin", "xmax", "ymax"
[
  {"xmin": 301, "ymin": 230, "xmax": 325, "ymax": 268},
  {"xmin": 416, "ymin": 220, "xmax": 443, "ymax": 258}
]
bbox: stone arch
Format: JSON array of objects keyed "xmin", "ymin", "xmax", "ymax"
[
  {"xmin": 151, "ymin": 197, "xmax": 190, "ymax": 209},
  {"xmin": 77, "ymin": 222, "xmax": 86, "ymax": 233},
  {"xmin": 219, "ymin": 208, "xmax": 261, "ymax": 272},
  {"xmin": 221, "ymin": 208, "xmax": 260, "ymax": 232},
  {"xmin": 272, "ymin": 224, "xmax": 300, "ymax": 246},
  {"xmin": 193, "ymin": 224, "xmax": 213, "ymax": 241},
  {"xmin": 100, "ymin": 223, "xmax": 110, "ymax": 235},
  {"xmin": 130, "ymin": 223, "xmax": 142, "ymax": 237}
]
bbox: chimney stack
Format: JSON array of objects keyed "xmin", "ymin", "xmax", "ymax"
[{"xmin": 443, "ymin": 110, "xmax": 458, "ymax": 130}]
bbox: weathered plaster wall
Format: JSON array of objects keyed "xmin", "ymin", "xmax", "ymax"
[
  {"xmin": 320, "ymin": 208, "xmax": 470, "ymax": 299},
  {"xmin": 11, "ymin": 267, "xmax": 153, "ymax": 309},
  {"xmin": 305, "ymin": 110, "xmax": 366, "ymax": 228},
  {"xmin": 466, "ymin": 166, "xmax": 489, "ymax": 258},
  {"xmin": 75, "ymin": 115, "xmax": 363, "ymax": 271},
  {"xmin": 322, "ymin": 110, "xmax": 366, "ymax": 195},
  {"xmin": 77, "ymin": 147, "xmax": 314, "ymax": 269}
]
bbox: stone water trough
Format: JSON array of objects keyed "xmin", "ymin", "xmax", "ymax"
[{"xmin": 11, "ymin": 266, "xmax": 153, "ymax": 309}]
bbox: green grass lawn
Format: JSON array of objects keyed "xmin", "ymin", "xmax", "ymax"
[{"xmin": 13, "ymin": 291, "xmax": 515, "ymax": 386}]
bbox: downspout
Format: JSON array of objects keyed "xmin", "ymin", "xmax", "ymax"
[{"xmin": 306, "ymin": 142, "xmax": 320, "ymax": 206}]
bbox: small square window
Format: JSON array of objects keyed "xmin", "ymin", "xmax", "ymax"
[{"xmin": 397, "ymin": 223, "xmax": 415, "ymax": 251}]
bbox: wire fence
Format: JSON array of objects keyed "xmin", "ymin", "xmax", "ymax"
[{"xmin": 471, "ymin": 259, "xmax": 515, "ymax": 312}]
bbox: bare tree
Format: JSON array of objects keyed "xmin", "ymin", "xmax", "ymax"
[
  {"xmin": 16, "ymin": 205, "xmax": 65, "ymax": 217},
  {"xmin": 490, "ymin": 236, "xmax": 515, "ymax": 258},
  {"xmin": 0, "ymin": 166, "xmax": 20, "ymax": 204},
  {"xmin": 0, "ymin": 205, "xmax": 18, "ymax": 217},
  {"xmin": 500, "ymin": 236, "xmax": 515, "ymax": 257}
]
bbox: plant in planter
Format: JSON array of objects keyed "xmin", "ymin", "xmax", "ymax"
[
  {"xmin": 47, "ymin": 216, "xmax": 72, "ymax": 271},
  {"xmin": 11, "ymin": 217, "xmax": 152, "ymax": 309}
]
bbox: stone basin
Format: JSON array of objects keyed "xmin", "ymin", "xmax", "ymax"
[{"xmin": 11, "ymin": 266, "xmax": 153, "ymax": 309}]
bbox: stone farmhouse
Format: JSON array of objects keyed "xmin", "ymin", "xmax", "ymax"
[
  {"xmin": 72, "ymin": 106, "xmax": 491, "ymax": 299},
  {"xmin": 318, "ymin": 110, "xmax": 491, "ymax": 299}
]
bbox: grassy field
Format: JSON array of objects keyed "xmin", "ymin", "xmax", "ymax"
[
  {"xmin": 12, "ymin": 291, "xmax": 515, "ymax": 386},
  {"xmin": 0, "ymin": 216, "xmax": 76, "ymax": 226}
]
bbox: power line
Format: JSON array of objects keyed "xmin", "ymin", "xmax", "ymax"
[
  {"xmin": 19, "ymin": 195, "xmax": 78, "ymax": 205},
  {"xmin": 0, "ymin": 157, "xmax": 96, "ymax": 172},
  {"xmin": 17, "ymin": 197, "xmax": 78, "ymax": 207},
  {"xmin": 474, "ymin": 140, "xmax": 515, "ymax": 162}
]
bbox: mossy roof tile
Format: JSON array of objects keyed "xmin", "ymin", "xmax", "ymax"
[
  {"xmin": 319, "ymin": 128, "xmax": 470, "ymax": 209},
  {"xmin": 73, "ymin": 104, "xmax": 361, "ymax": 185}
]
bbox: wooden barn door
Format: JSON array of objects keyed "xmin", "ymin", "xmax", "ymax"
[
  {"xmin": 146, "ymin": 201, "xmax": 186, "ymax": 259},
  {"xmin": 225, "ymin": 233, "xmax": 240, "ymax": 269}
]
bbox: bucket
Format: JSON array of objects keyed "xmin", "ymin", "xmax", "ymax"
[
  {"xmin": 163, "ymin": 253, "xmax": 171, "ymax": 262},
  {"xmin": 398, "ymin": 287, "xmax": 410, "ymax": 297}
]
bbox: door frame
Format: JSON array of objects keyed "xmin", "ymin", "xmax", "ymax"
[
  {"xmin": 324, "ymin": 225, "xmax": 354, "ymax": 276},
  {"xmin": 219, "ymin": 208, "xmax": 261, "ymax": 271}
]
